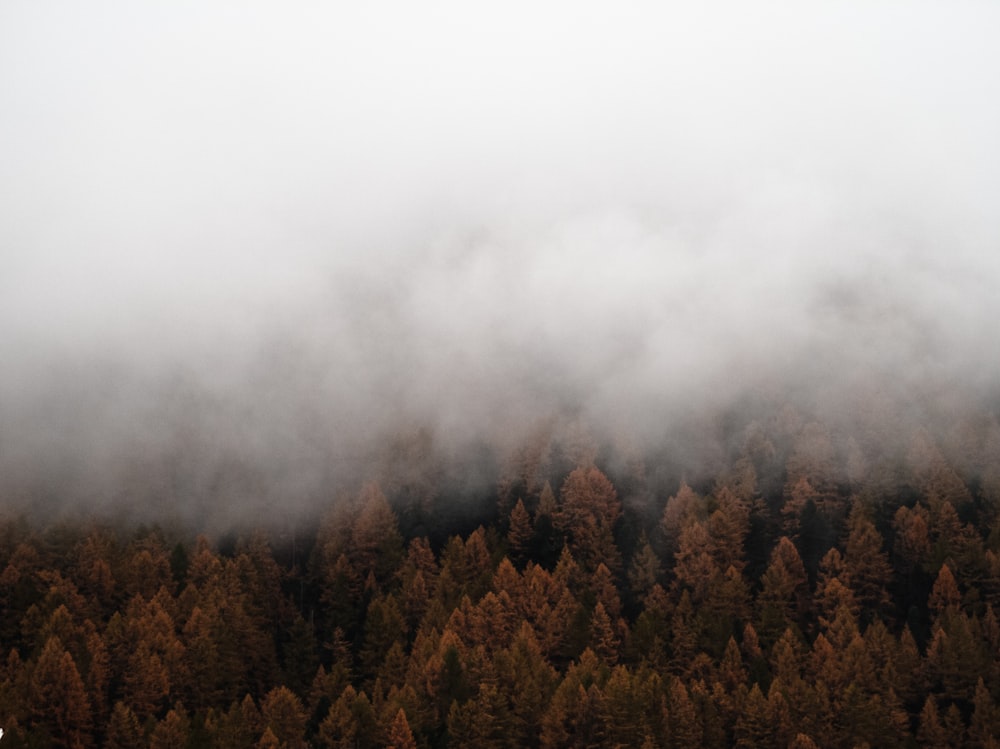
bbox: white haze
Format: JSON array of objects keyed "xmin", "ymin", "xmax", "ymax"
[{"xmin": 1, "ymin": 1, "xmax": 999, "ymax": 523}]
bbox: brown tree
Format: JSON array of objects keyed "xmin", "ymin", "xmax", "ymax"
[
  {"xmin": 260, "ymin": 685, "xmax": 308, "ymax": 749},
  {"xmin": 104, "ymin": 701, "xmax": 143, "ymax": 749},
  {"xmin": 843, "ymin": 507, "xmax": 893, "ymax": 613},
  {"xmin": 507, "ymin": 499, "xmax": 534, "ymax": 566},
  {"xmin": 555, "ymin": 466, "xmax": 622, "ymax": 574},
  {"xmin": 317, "ymin": 685, "xmax": 377, "ymax": 749},
  {"xmin": 386, "ymin": 707, "xmax": 418, "ymax": 749},
  {"xmin": 27, "ymin": 636, "xmax": 91, "ymax": 749},
  {"xmin": 150, "ymin": 704, "xmax": 191, "ymax": 749},
  {"xmin": 756, "ymin": 537, "xmax": 808, "ymax": 646}
]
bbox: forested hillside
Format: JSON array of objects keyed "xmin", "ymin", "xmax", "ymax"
[{"xmin": 2, "ymin": 404, "xmax": 1000, "ymax": 748}]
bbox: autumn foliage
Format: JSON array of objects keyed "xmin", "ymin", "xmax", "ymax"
[{"xmin": 2, "ymin": 410, "xmax": 1000, "ymax": 747}]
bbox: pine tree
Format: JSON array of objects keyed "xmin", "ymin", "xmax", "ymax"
[
  {"xmin": 672, "ymin": 522, "xmax": 716, "ymax": 606},
  {"xmin": 667, "ymin": 679, "xmax": 702, "ymax": 749},
  {"xmin": 105, "ymin": 701, "xmax": 143, "ymax": 749},
  {"xmin": 843, "ymin": 508, "xmax": 893, "ymax": 614},
  {"xmin": 494, "ymin": 623, "xmax": 559, "ymax": 747},
  {"xmin": 970, "ymin": 677, "xmax": 1000, "ymax": 748},
  {"xmin": 756, "ymin": 537, "xmax": 808, "ymax": 646},
  {"xmin": 662, "ymin": 482, "xmax": 705, "ymax": 559},
  {"xmin": 892, "ymin": 504, "xmax": 931, "ymax": 574},
  {"xmin": 257, "ymin": 727, "xmax": 281, "ymax": 749},
  {"xmin": 555, "ymin": 466, "xmax": 622, "ymax": 574},
  {"xmin": 386, "ymin": 707, "xmax": 417, "ymax": 749},
  {"xmin": 734, "ymin": 683, "xmax": 770, "ymax": 749},
  {"xmin": 27, "ymin": 636, "xmax": 91, "ymax": 749},
  {"xmin": 359, "ymin": 594, "xmax": 407, "ymax": 680},
  {"xmin": 589, "ymin": 602, "xmax": 620, "ymax": 665},
  {"xmin": 917, "ymin": 702, "xmax": 952, "ymax": 749},
  {"xmin": 507, "ymin": 499, "xmax": 533, "ymax": 566},
  {"xmin": 929, "ymin": 563, "xmax": 962, "ymax": 618},
  {"xmin": 317, "ymin": 685, "xmax": 376, "ymax": 749},
  {"xmin": 349, "ymin": 483, "xmax": 404, "ymax": 589},
  {"xmin": 627, "ymin": 533, "xmax": 662, "ymax": 605},
  {"xmin": 788, "ymin": 734, "xmax": 820, "ymax": 749},
  {"xmin": 260, "ymin": 685, "xmax": 308, "ymax": 749},
  {"xmin": 150, "ymin": 703, "xmax": 191, "ymax": 749}
]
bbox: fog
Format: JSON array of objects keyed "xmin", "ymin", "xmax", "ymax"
[{"xmin": 2, "ymin": 2, "xmax": 999, "ymax": 525}]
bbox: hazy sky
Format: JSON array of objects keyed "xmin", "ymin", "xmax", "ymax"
[{"xmin": 2, "ymin": 2, "xmax": 999, "ymax": 520}]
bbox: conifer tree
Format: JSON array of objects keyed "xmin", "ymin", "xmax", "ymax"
[
  {"xmin": 507, "ymin": 499, "xmax": 533, "ymax": 566},
  {"xmin": 260, "ymin": 685, "xmax": 308, "ymax": 749},
  {"xmin": 105, "ymin": 701, "xmax": 143, "ymax": 749},
  {"xmin": 349, "ymin": 482, "xmax": 404, "ymax": 589},
  {"xmin": 734, "ymin": 683, "xmax": 769, "ymax": 749},
  {"xmin": 386, "ymin": 707, "xmax": 417, "ymax": 749},
  {"xmin": 843, "ymin": 507, "xmax": 893, "ymax": 614},
  {"xmin": 555, "ymin": 466, "xmax": 622, "ymax": 574},
  {"xmin": 913, "ymin": 701, "xmax": 952, "ymax": 749},
  {"xmin": 150, "ymin": 703, "xmax": 191, "ymax": 749},
  {"xmin": 627, "ymin": 533, "xmax": 662, "ymax": 606},
  {"xmin": 756, "ymin": 537, "xmax": 808, "ymax": 646},
  {"xmin": 929, "ymin": 563, "xmax": 962, "ymax": 618},
  {"xmin": 28, "ymin": 636, "xmax": 91, "ymax": 749},
  {"xmin": 317, "ymin": 685, "xmax": 376, "ymax": 749},
  {"xmin": 666, "ymin": 678, "xmax": 701, "ymax": 749},
  {"xmin": 589, "ymin": 601, "xmax": 620, "ymax": 665},
  {"xmin": 257, "ymin": 727, "xmax": 281, "ymax": 749}
]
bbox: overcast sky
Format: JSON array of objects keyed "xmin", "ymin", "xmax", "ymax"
[{"xmin": 2, "ymin": 2, "xmax": 999, "ymax": 519}]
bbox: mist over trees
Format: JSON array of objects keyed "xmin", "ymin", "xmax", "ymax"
[
  {"xmin": 3, "ymin": 400, "xmax": 1000, "ymax": 746},
  {"xmin": 3, "ymin": 1, "xmax": 1000, "ymax": 745}
]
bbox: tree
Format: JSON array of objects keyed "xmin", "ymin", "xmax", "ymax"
[
  {"xmin": 672, "ymin": 522, "xmax": 716, "ymax": 606},
  {"xmin": 662, "ymin": 482, "xmax": 704, "ymax": 559},
  {"xmin": 349, "ymin": 482, "xmax": 404, "ymax": 589},
  {"xmin": 589, "ymin": 601, "xmax": 620, "ymax": 665},
  {"xmin": 892, "ymin": 504, "xmax": 931, "ymax": 574},
  {"xmin": 756, "ymin": 537, "xmax": 808, "ymax": 646},
  {"xmin": 150, "ymin": 704, "xmax": 191, "ymax": 749},
  {"xmin": 555, "ymin": 466, "xmax": 622, "ymax": 574},
  {"xmin": 317, "ymin": 685, "xmax": 376, "ymax": 749},
  {"xmin": 789, "ymin": 734, "xmax": 820, "ymax": 749},
  {"xmin": 258, "ymin": 727, "xmax": 281, "ymax": 749},
  {"xmin": 734, "ymin": 683, "xmax": 769, "ymax": 749},
  {"xmin": 505, "ymin": 499, "xmax": 532, "ymax": 565},
  {"xmin": 386, "ymin": 707, "xmax": 417, "ymax": 749},
  {"xmin": 105, "ymin": 701, "xmax": 143, "ymax": 749},
  {"xmin": 260, "ymin": 685, "xmax": 308, "ymax": 749},
  {"xmin": 970, "ymin": 677, "xmax": 1000, "ymax": 748},
  {"xmin": 600, "ymin": 666, "xmax": 663, "ymax": 749},
  {"xmin": 539, "ymin": 650, "xmax": 608, "ymax": 749},
  {"xmin": 916, "ymin": 696, "xmax": 949, "ymax": 749},
  {"xmin": 493, "ymin": 623, "xmax": 559, "ymax": 747},
  {"xmin": 843, "ymin": 508, "xmax": 893, "ymax": 615},
  {"xmin": 708, "ymin": 491, "xmax": 749, "ymax": 573},
  {"xmin": 445, "ymin": 680, "xmax": 510, "ymax": 749},
  {"xmin": 27, "ymin": 636, "xmax": 91, "ymax": 749},
  {"xmin": 627, "ymin": 533, "xmax": 662, "ymax": 606},
  {"xmin": 358, "ymin": 595, "xmax": 405, "ymax": 684},
  {"xmin": 929, "ymin": 563, "xmax": 961, "ymax": 619},
  {"xmin": 667, "ymin": 678, "xmax": 702, "ymax": 748}
]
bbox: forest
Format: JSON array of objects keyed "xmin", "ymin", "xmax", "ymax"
[{"xmin": 2, "ymin": 400, "xmax": 1000, "ymax": 749}]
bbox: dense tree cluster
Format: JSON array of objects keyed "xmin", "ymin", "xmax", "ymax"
[{"xmin": 2, "ymin": 407, "xmax": 1000, "ymax": 747}]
